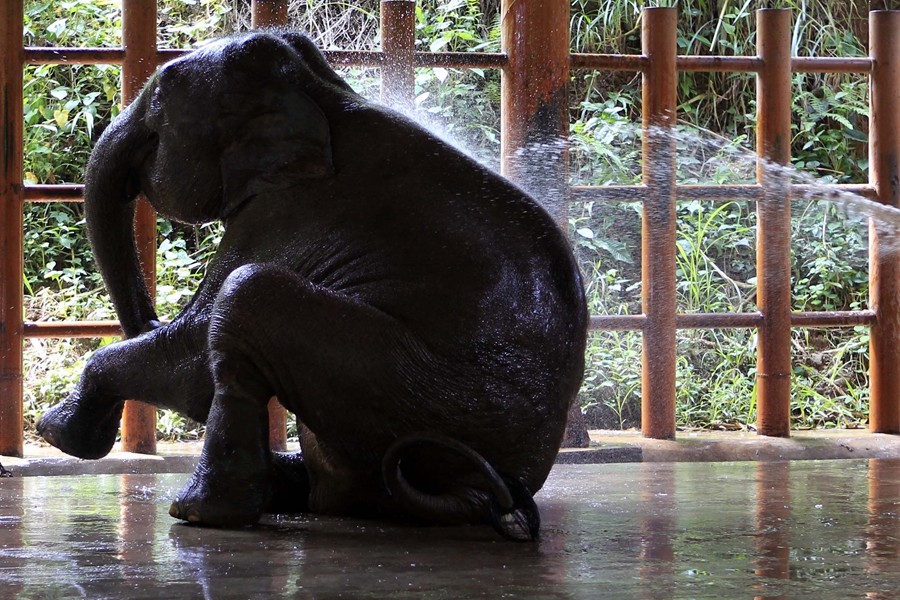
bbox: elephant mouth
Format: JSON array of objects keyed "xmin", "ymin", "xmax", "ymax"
[
  {"xmin": 132, "ymin": 132, "xmax": 160, "ymax": 170},
  {"xmin": 127, "ymin": 133, "xmax": 160, "ymax": 203}
]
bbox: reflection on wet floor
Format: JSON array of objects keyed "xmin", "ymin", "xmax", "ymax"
[{"xmin": 1, "ymin": 460, "xmax": 899, "ymax": 598}]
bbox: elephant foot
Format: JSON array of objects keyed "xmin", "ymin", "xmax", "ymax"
[
  {"xmin": 266, "ymin": 452, "xmax": 311, "ymax": 514},
  {"xmin": 170, "ymin": 472, "xmax": 268, "ymax": 526},
  {"xmin": 37, "ymin": 396, "xmax": 124, "ymax": 460},
  {"xmin": 170, "ymin": 446, "xmax": 271, "ymax": 527}
]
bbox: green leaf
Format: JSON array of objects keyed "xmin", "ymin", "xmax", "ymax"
[{"xmin": 429, "ymin": 36, "xmax": 450, "ymax": 52}]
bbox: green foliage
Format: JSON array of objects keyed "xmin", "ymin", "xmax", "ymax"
[
  {"xmin": 792, "ymin": 80, "xmax": 869, "ymax": 182},
  {"xmin": 21, "ymin": 0, "xmax": 228, "ymax": 442},
  {"xmin": 568, "ymin": 1, "xmax": 872, "ymax": 431},
  {"xmin": 412, "ymin": 0, "xmax": 501, "ymax": 165},
  {"xmin": 25, "ymin": 0, "xmax": 121, "ymax": 47},
  {"xmin": 581, "ymin": 331, "xmax": 642, "ymax": 430},
  {"xmin": 158, "ymin": 0, "xmax": 236, "ymax": 48},
  {"xmin": 792, "ymin": 201, "xmax": 868, "ymax": 313},
  {"xmin": 21, "ymin": 0, "xmax": 876, "ymax": 438},
  {"xmin": 675, "ymin": 201, "xmax": 755, "ymax": 313}
]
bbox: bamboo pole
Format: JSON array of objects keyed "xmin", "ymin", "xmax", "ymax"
[
  {"xmin": 868, "ymin": 10, "xmax": 900, "ymax": 434},
  {"xmin": 251, "ymin": 0, "xmax": 289, "ymax": 29},
  {"xmin": 640, "ymin": 8, "xmax": 678, "ymax": 440},
  {"xmin": 380, "ymin": 0, "xmax": 416, "ymax": 112},
  {"xmin": 251, "ymin": 0, "xmax": 290, "ymax": 452},
  {"xmin": 120, "ymin": 0, "xmax": 158, "ymax": 454},
  {"xmin": 755, "ymin": 9, "xmax": 793, "ymax": 438},
  {"xmin": 0, "ymin": 0, "xmax": 25, "ymax": 458},
  {"xmin": 500, "ymin": 0, "xmax": 587, "ymax": 446},
  {"xmin": 499, "ymin": 0, "xmax": 570, "ymax": 224}
]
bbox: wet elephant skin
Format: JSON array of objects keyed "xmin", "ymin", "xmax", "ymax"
[{"xmin": 36, "ymin": 32, "xmax": 588, "ymax": 540}]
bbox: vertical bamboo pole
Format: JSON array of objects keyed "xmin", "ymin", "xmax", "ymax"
[
  {"xmin": 499, "ymin": 0, "xmax": 569, "ymax": 225},
  {"xmin": 755, "ymin": 9, "xmax": 793, "ymax": 438},
  {"xmin": 0, "ymin": 0, "xmax": 25, "ymax": 458},
  {"xmin": 640, "ymin": 8, "xmax": 678, "ymax": 440},
  {"xmin": 500, "ymin": 0, "xmax": 588, "ymax": 446},
  {"xmin": 120, "ymin": 0, "xmax": 158, "ymax": 454},
  {"xmin": 380, "ymin": 0, "xmax": 415, "ymax": 112},
  {"xmin": 251, "ymin": 0, "xmax": 290, "ymax": 452},
  {"xmin": 251, "ymin": 0, "xmax": 289, "ymax": 29},
  {"xmin": 868, "ymin": 10, "xmax": 900, "ymax": 434}
]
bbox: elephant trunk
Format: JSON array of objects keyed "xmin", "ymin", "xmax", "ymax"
[
  {"xmin": 84, "ymin": 101, "xmax": 159, "ymax": 339},
  {"xmin": 382, "ymin": 433, "xmax": 540, "ymax": 541}
]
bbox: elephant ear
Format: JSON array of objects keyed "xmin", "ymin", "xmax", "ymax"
[{"xmin": 219, "ymin": 86, "xmax": 334, "ymax": 219}]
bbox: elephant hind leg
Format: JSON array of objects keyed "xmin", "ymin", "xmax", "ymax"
[
  {"xmin": 170, "ymin": 263, "xmax": 414, "ymax": 525},
  {"xmin": 169, "ymin": 345, "xmax": 273, "ymax": 526},
  {"xmin": 266, "ymin": 452, "xmax": 311, "ymax": 514}
]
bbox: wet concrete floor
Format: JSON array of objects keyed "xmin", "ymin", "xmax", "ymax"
[{"xmin": 1, "ymin": 460, "xmax": 899, "ymax": 598}]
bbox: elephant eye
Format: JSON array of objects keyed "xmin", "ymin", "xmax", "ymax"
[
  {"xmin": 149, "ymin": 87, "xmax": 163, "ymax": 115},
  {"xmin": 144, "ymin": 86, "xmax": 168, "ymax": 129}
]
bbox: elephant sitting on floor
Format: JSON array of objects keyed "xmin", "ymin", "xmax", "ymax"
[{"xmin": 37, "ymin": 32, "xmax": 588, "ymax": 541}]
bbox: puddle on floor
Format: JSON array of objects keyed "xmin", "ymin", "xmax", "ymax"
[{"xmin": 0, "ymin": 460, "xmax": 898, "ymax": 598}]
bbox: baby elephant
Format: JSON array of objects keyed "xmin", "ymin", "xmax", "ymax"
[{"xmin": 37, "ymin": 32, "xmax": 587, "ymax": 541}]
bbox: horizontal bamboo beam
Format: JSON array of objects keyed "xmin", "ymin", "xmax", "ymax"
[
  {"xmin": 571, "ymin": 55, "xmax": 872, "ymax": 74},
  {"xmin": 589, "ymin": 315, "xmax": 646, "ymax": 331},
  {"xmin": 588, "ymin": 311, "xmax": 874, "ymax": 332},
  {"xmin": 29, "ymin": 183, "xmax": 878, "ymax": 205},
  {"xmin": 678, "ymin": 55, "xmax": 761, "ymax": 72},
  {"xmin": 792, "ymin": 56, "xmax": 873, "ymax": 73},
  {"xmin": 25, "ymin": 48, "xmax": 125, "ymax": 64},
  {"xmin": 414, "ymin": 52, "xmax": 507, "ymax": 68},
  {"xmin": 678, "ymin": 313, "xmax": 763, "ymax": 328},
  {"xmin": 24, "ymin": 184, "xmax": 83, "ymax": 201},
  {"xmin": 25, "ymin": 47, "xmax": 874, "ymax": 75},
  {"xmin": 24, "ymin": 321, "xmax": 122, "ymax": 338},
  {"xmin": 570, "ymin": 184, "xmax": 877, "ymax": 203},
  {"xmin": 24, "ymin": 310, "xmax": 877, "ymax": 339},
  {"xmin": 24, "ymin": 46, "xmax": 509, "ymax": 69},
  {"xmin": 790, "ymin": 311, "xmax": 875, "ymax": 327},
  {"xmin": 570, "ymin": 53, "xmax": 648, "ymax": 71}
]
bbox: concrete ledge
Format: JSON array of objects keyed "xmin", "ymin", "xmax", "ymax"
[
  {"xmin": 0, "ymin": 452, "xmax": 199, "ymax": 477},
  {"xmin": 591, "ymin": 429, "xmax": 900, "ymax": 462},
  {"xmin": 4, "ymin": 430, "xmax": 900, "ymax": 477},
  {"xmin": 555, "ymin": 446, "xmax": 642, "ymax": 464}
]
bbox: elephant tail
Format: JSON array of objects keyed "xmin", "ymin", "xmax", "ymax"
[{"xmin": 381, "ymin": 432, "xmax": 540, "ymax": 542}]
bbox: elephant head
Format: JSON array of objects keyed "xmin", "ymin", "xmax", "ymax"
[{"xmin": 84, "ymin": 33, "xmax": 340, "ymax": 338}]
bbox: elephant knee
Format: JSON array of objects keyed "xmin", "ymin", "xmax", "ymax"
[
  {"xmin": 217, "ymin": 264, "xmax": 283, "ymax": 304},
  {"xmin": 207, "ymin": 264, "xmax": 298, "ymax": 365},
  {"xmin": 212, "ymin": 264, "xmax": 293, "ymax": 323}
]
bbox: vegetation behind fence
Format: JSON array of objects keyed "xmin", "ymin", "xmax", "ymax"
[{"xmin": 19, "ymin": 0, "xmax": 878, "ymax": 440}]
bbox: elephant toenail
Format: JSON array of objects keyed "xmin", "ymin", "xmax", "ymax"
[
  {"xmin": 186, "ymin": 508, "xmax": 202, "ymax": 523},
  {"xmin": 169, "ymin": 503, "xmax": 181, "ymax": 519}
]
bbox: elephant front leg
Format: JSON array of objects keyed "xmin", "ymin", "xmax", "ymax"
[
  {"xmin": 36, "ymin": 355, "xmax": 127, "ymax": 460},
  {"xmin": 38, "ymin": 319, "xmax": 214, "ymax": 460},
  {"xmin": 169, "ymin": 350, "xmax": 273, "ymax": 526}
]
